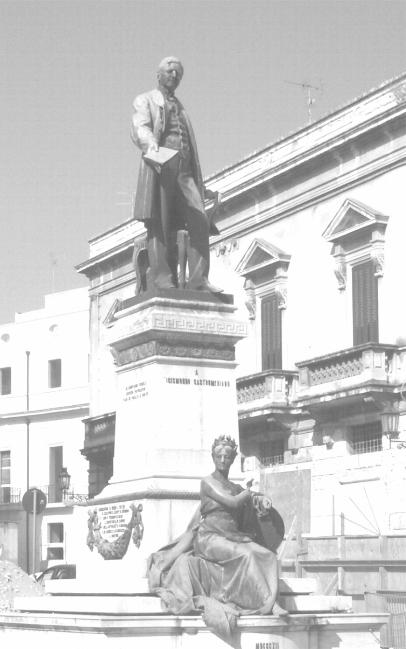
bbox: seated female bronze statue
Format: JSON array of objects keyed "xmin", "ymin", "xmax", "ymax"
[{"xmin": 147, "ymin": 435, "xmax": 287, "ymax": 642}]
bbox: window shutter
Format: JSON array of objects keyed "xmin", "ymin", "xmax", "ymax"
[
  {"xmin": 352, "ymin": 260, "xmax": 379, "ymax": 345},
  {"xmin": 261, "ymin": 294, "xmax": 282, "ymax": 369},
  {"xmin": 49, "ymin": 446, "xmax": 63, "ymax": 502}
]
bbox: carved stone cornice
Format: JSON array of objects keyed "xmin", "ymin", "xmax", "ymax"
[{"xmin": 106, "ymin": 295, "xmax": 247, "ymax": 358}]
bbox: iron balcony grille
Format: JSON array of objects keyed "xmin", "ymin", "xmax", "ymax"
[
  {"xmin": 260, "ymin": 454, "xmax": 284, "ymax": 467},
  {"xmin": 350, "ymin": 422, "xmax": 382, "ymax": 455},
  {"xmin": 0, "ymin": 486, "xmax": 21, "ymax": 504}
]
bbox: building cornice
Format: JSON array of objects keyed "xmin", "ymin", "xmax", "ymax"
[
  {"xmin": 0, "ymin": 403, "xmax": 89, "ymax": 423},
  {"xmin": 210, "ymin": 143, "xmax": 406, "ymax": 242},
  {"xmin": 205, "ymin": 73, "xmax": 406, "ymax": 193}
]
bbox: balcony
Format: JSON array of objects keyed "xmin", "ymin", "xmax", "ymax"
[
  {"xmin": 237, "ymin": 369, "xmax": 299, "ymax": 432},
  {"xmin": 296, "ymin": 343, "xmax": 404, "ymax": 413},
  {"xmin": 0, "ymin": 486, "xmax": 21, "ymax": 505},
  {"xmin": 82, "ymin": 412, "xmax": 115, "ymax": 455},
  {"xmin": 38, "ymin": 484, "xmax": 88, "ymax": 506}
]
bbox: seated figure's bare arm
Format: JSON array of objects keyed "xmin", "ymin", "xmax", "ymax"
[{"xmin": 201, "ymin": 477, "xmax": 251, "ymax": 510}]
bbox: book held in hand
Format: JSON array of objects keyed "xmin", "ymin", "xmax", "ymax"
[{"xmin": 143, "ymin": 147, "xmax": 179, "ymax": 174}]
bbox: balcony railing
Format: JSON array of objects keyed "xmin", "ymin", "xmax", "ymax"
[
  {"xmin": 0, "ymin": 486, "xmax": 21, "ymax": 505},
  {"xmin": 350, "ymin": 436, "xmax": 382, "ymax": 454},
  {"xmin": 260, "ymin": 454, "xmax": 284, "ymax": 467},
  {"xmin": 38, "ymin": 484, "xmax": 88, "ymax": 505},
  {"xmin": 296, "ymin": 343, "xmax": 403, "ymax": 401},
  {"xmin": 237, "ymin": 370, "xmax": 298, "ymax": 408}
]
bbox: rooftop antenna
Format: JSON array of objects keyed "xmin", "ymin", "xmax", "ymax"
[{"xmin": 285, "ymin": 80, "xmax": 323, "ymax": 124}]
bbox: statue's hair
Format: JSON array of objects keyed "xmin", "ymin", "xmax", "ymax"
[
  {"xmin": 211, "ymin": 435, "xmax": 238, "ymax": 457},
  {"xmin": 157, "ymin": 56, "xmax": 184, "ymax": 77}
]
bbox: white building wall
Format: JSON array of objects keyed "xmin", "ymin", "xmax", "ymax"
[
  {"xmin": 0, "ymin": 287, "xmax": 90, "ymax": 570},
  {"xmin": 208, "ymin": 163, "xmax": 406, "ymax": 377}
]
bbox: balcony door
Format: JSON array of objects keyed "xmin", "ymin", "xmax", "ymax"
[
  {"xmin": 352, "ymin": 260, "xmax": 379, "ymax": 345},
  {"xmin": 261, "ymin": 293, "xmax": 282, "ymax": 370}
]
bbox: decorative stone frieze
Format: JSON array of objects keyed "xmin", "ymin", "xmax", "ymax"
[{"xmin": 112, "ymin": 340, "xmax": 235, "ymax": 367}]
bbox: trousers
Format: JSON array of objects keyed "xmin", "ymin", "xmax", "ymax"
[{"xmin": 147, "ymin": 155, "xmax": 210, "ymax": 289}]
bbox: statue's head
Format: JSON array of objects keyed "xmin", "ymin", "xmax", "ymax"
[
  {"xmin": 211, "ymin": 435, "xmax": 238, "ymax": 471},
  {"xmin": 157, "ymin": 56, "xmax": 184, "ymax": 93}
]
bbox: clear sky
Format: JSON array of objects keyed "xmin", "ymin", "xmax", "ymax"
[{"xmin": 0, "ymin": 0, "xmax": 405, "ymax": 322}]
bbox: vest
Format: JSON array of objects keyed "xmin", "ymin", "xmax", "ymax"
[{"xmin": 161, "ymin": 96, "xmax": 191, "ymax": 160}]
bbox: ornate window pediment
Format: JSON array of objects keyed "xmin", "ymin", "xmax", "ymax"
[
  {"xmin": 236, "ymin": 239, "xmax": 291, "ymax": 323},
  {"xmin": 235, "ymin": 238, "xmax": 291, "ymax": 284},
  {"xmin": 323, "ymin": 198, "xmax": 388, "ymax": 244},
  {"xmin": 324, "ymin": 199, "xmax": 389, "ymax": 291}
]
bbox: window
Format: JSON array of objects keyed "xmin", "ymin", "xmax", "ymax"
[
  {"xmin": 352, "ymin": 261, "xmax": 379, "ymax": 345},
  {"xmin": 49, "ymin": 446, "xmax": 63, "ymax": 503},
  {"xmin": 323, "ymin": 199, "xmax": 388, "ymax": 345},
  {"xmin": 261, "ymin": 294, "xmax": 282, "ymax": 370},
  {"xmin": 0, "ymin": 451, "xmax": 11, "ymax": 504},
  {"xmin": 259, "ymin": 439, "xmax": 285, "ymax": 467},
  {"xmin": 46, "ymin": 522, "xmax": 64, "ymax": 560},
  {"xmin": 350, "ymin": 422, "xmax": 382, "ymax": 454},
  {"xmin": 48, "ymin": 359, "xmax": 62, "ymax": 388},
  {"xmin": 236, "ymin": 238, "xmax": 290, "ymax": 370},
  {"xmin": 0, "ymin": 367, "xmax": 11, "ymax": 395}
]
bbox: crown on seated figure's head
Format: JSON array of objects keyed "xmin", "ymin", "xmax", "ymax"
[{"xmin": 211, "ymin": 435, "xmax": 238, "ymax": 458}]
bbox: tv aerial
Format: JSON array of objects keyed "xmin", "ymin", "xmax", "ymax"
[{"xmin": 285, "ymin": 80, "xmax": 323, "ymax": 124}]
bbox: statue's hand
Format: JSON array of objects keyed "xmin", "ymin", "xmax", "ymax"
[{"xmin": 147, "ymin": 141, "xmax": 159, "ymax": 153}]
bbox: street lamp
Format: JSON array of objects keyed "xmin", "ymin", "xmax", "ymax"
[
  {"xmin": 381, "ymin": 403, "xmax": 400, "ymax": 438},
  {"xmin": 58, "ymin": 467, "xmax": 71, "ymax": 499},
  {"xmin": 380, "ymin": 403, "xmax": 406, "ymax": 449}
]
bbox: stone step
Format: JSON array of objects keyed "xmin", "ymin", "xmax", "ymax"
[{"xmin": 280, "ymin": 595, "xmax": 352, "ymax": 613}]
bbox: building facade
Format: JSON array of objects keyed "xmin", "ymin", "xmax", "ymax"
[
  {"xmin": 0, "ymin": 288, "xmax": 89, "ymax": 571},
  {"xmin": 77, "ymin": 74, "xmax": 406, "ymax": 544}
]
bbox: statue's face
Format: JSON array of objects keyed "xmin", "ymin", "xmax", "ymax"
[
  {"xmin": 157, "ymin": 61, "xmax": 183, "ymax": 92},
  {"xmin": 212, "ymin": 445, "xmax": 235, "ymax": 472}
]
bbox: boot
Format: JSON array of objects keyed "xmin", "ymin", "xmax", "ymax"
[{"xmin": 186, "ymin": 245, "xmax": 223, "ymax": 293}]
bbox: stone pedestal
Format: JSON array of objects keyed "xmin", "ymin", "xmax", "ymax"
[{"xmin": 76, "ymin": 290, "xmax": 247, "ymax": 582}]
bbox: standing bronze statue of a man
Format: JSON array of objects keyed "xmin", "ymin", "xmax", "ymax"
[{"xmin": 131, "ymin": 56, "xmax": 222, "ymax": 293}]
